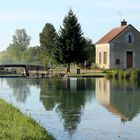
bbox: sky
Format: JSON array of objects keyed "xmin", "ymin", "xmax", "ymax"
[{"xmin": 0, "ymin": 0, "xmax": 140, "ymax": 51}]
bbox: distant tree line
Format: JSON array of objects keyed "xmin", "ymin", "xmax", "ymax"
[{"xmin": 0, "ymin": 9, "xmax": 95, "ymax": 68}]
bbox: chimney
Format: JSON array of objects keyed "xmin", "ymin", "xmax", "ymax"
[{"xmin": 121, "ymin": 19, "xmax": 127, "ymax": 26}]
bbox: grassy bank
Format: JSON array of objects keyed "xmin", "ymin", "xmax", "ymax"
[
  {"xmin": 68, "ymin": 72, "xmax": 105, "ymax": 77},
  {"xmin": 105, "ymin": 69, "xmax": 140, "ymax": 81},
  {"xmin": 0, "ymin": 99, "xmax": 54, "ymax": 140}
]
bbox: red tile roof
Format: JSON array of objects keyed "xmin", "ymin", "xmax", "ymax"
[{"xmin": 96, "ymin": 25, "xmax": 128, "ymax": 44}]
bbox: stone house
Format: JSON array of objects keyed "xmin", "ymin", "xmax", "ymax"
[{"xmin": 95, "ymin": 20, "xmax": 140, "ymax": 69}]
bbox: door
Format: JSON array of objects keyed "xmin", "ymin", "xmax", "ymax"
[{"xmin": 126, "ymin": 51, "xmax": 133, "ymax": 68}]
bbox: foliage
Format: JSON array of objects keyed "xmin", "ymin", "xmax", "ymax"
[
  {"xmin": 0, "ymin": 99, "xmax": 54, "ymax": 140},
  {"xmin": 39, "ymin": 23, "xmax": 58, "ymax": 67},
  {"xmin": 55, "ymin": 9, "xmax": 85, "ymax": 65},
  {"xmin": 104, "ymin": 70, "xmax": 113, "ymax": 79},
  {"xmin": 13, "ymin": 28, "xmax": 31, "ymax": 51},
  {"xmin": 118, "ymin": 70, "xmax": 124, "ymax": 79},
  {"xmin": 105, "ymin": 69, "xmax": 140, "ymax": 81},
  {"xmin": 130, "ymin": 69, "xmax": 140, "ymax": 81},
  {"xmin": 7, "ymin": 43, "xmax": 23, "ymax": 63},
  {"xmin": 124, "ymin": 69, "xmax": 131, "ymax": 79},
  {"xmin": 23, "ymin": 46, "xmax": 41, "ymax": 64},
  {"xmin": 0, "ymin": 10, "xmax": 96, "ymax": 67},
  {"xmin": 0, "ymin": 29, "xmax": 31, "ymax": 64},
  {"xmin": 83, "ymin": 38, "xmax": 95, "ymax": 64}
]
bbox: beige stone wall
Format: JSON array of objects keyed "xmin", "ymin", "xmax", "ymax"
[{"xmin": 96, "ymin": 43, "xmax": 110, "ymax": 69}]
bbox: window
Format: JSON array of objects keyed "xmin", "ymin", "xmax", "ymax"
[
  {"xmin": 128, "ymin": 34, "xmax": 132, "ymax": 43},
  {"xmin": 99, "ymin": 52, "xmax": 101, "ymax": 64},
  {"xmin": 116, "ymin": 59, "xmax": 120, "ymax": 65},
  {"xmin": 103, "ymin": 52, "xmax": 107, "ymax": 64}
]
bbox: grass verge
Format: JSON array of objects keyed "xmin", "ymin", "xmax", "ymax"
[
  {"xmin": 105, "ymin": 69, "xmax": 140, "ymax": 81},
  {"xmin": 0, "ymin": 99, "xmax": 54, "ymax": 140},
  {"xmin": 68, "ymin": 72, "xmax": 105, "ymax": 77}
]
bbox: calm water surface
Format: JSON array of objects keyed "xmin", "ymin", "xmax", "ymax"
[{"xmin": 1, "ymin": 77, "xmax": 140, "ymax": 140}]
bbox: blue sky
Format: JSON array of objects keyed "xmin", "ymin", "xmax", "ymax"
[{"xmin": 0, "ymin": 0, "xmax": 140, "ymax": 51}]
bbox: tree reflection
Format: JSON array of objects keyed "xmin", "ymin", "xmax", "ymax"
[
  {"xmin": 6, "ymin": 78, "xmax": 40, "ymax": 102},
  {"xmin": 6, "ymin": 78, "xmax": 30, "ymax": 102},
  {"xmin": 96, "ymin": 78, "xmax": 140, "ymax": 121},
  {"xmin": 40, "ymin": 78, "xmax": 95, "ymax": 134}
]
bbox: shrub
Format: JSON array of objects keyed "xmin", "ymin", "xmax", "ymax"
[
  {"xmin": 105, "ymin": 71, "xmax": 113, "ymax": 79},
  {"xmin": 124, "ymin": 69, "xmax": 131, "ymax": 79},
  {"xmin": 113, "ymin": 70, "xmax": 119, "ymax": 79},
  {"xmin": 118, "ymin": 70, "xmax": 124, "ymax": 79},
  {"xmin": 130, "ymin": 69, "xmax": 140, "ymax": 81}
]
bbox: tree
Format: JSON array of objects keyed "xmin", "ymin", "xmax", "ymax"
[
  {"xmin": 23, "ymin": 46, "xmax": 41, "ymax": 64},
  {"xmin": 83, "ymin": 38, "xmax": 95, "ymax": 65},
  {"xmin": 4, "ymin": 28, "xmax": 31, "ymax": 64},
  {"xmin": 39, "ymin": 23, "xmax": 57, "ymax": 67},
  {"xmin": 56, "ymin": 9, "xmax": 85, "ymax": 68},
  {"xmin": 6, "ymin": 43, "xmax": 23, "ymax": 63},
  {"xmin": 12, "ymin": 28, "xmax": 31, "ymax": 51}
]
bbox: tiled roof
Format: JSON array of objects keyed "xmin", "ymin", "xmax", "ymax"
[{"xmin": 96, "ymin": 25, "xmax": 128, "ymax": 44}]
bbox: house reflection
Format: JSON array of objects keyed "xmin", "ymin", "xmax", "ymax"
[{"xmin": 96, "ymin": 78, "xmax": 140, "ymax": 121}]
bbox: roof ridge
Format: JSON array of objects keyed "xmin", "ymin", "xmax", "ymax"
[{"xmin": 96, "ymin": 25, "xmax": 128, "ymax": 45}]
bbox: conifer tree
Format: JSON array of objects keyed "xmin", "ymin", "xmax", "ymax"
[{"xmin": 56, "ymin": 9, "xmax": 85, "ymax": 69}]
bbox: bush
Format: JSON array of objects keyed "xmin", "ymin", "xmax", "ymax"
[
  {"xmin": 118, "ymin": 70, "xmax": 124, "ymax": 79},
  {"xmin": 130, "ymin": 69, "xmax": 140, "ymax": 81},
  {"xmin": 124, "ymin": 69, "xmax": 131, "ymax": 79},
  {"xmin": 105, "ymin": 69, "xmax": 140, "ymax": 82},
  {"xmin": 112, "ymin": 70, "xmax": 119, "ymax": 79},
  {"xmin": 105, "ymin": 71, "xmax": 113, "ymax": 79}
]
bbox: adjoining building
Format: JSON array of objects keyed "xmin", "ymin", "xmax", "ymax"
[{"xmin": 96, "ymin": 20, "xmax": 140, "ymax": 69}]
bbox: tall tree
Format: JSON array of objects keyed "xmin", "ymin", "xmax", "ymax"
[
  {"xmin": 39, "ymin": 23, "xmax": 57, "ymax": 67},
  {"xmin": 83, "ymin": 38, "xmax": 95, "ymax": 65},
  {"xmin": 23, "ymin": 46, "xmax": 41, "ymax": 64},
  {"xmin": 12, "ymin": 29, "xmax": 31, "ymax": 51},
  {"xmin": 56, "ymin": 9, "xmax": 85, "ymax": 68},
  {"xmin": 5, "ymin": 28, "xmax": 31, "ymax": 64}
]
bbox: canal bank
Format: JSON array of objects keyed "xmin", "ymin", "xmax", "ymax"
[
  {"xmin": 0, "ymin": 99, "xmax": 54, "ymax": 140},
  {"xmin": 0, "ymin": 71, "xmax": 106, "ymax": 78},
  {"xmin": 67, "ymin": 72, "xmax": 105, "ymax": 77}
]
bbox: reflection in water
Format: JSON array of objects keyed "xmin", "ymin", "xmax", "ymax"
[
  {"xmin": 40, "ymin": 78, "xmax": 95, "ymax": 134},
  {"xmin": 6, "ymin": 78, "xmax": 40, "ymax": 102},
  {"xmin": 6, "ymin": 78, "xmax": 30, "ymax": 102},
  {"xmin": 3, "ymin": 77, "xmax": 140, "ymax": 139},
  {"xmin": 96, "ymin": 78, "xmax": 140, "ymax": 121}
]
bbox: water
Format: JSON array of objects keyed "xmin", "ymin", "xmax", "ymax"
[{"xmin": 0, "ymin": 77, "xmax": 140, "ymax": 140}]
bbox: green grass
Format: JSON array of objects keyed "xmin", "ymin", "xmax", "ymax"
[
  {"xmin": 0, "ymin": 99, "xmax": 54, "ymax": 140},
  {"xmin": 68, "ymin": 72, "xmax": 105, "ymax": 77}
]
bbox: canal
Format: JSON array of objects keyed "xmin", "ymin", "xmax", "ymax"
[{"xmin": 0, "ymin": 77, "xmax": 140, "ymax": 140}]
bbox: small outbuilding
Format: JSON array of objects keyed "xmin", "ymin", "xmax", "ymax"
[{"xmin": 96, "ymin": 20, "xmax": 140, "ymax": 69}]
